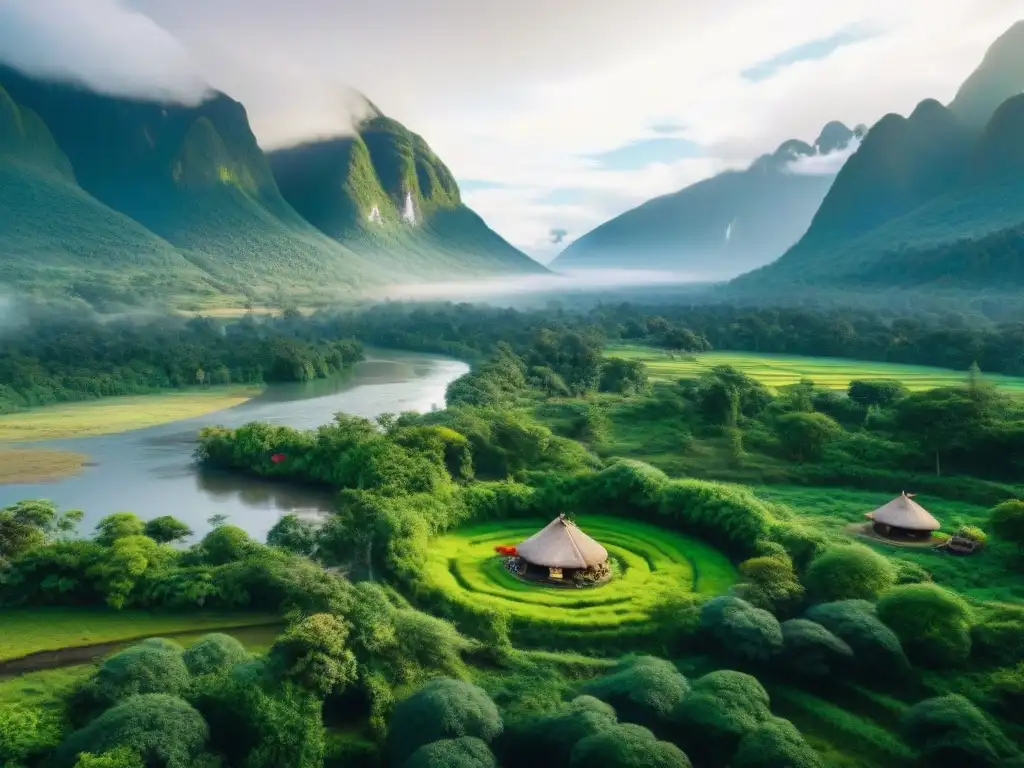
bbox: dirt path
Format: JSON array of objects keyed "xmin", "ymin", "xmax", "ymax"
[{"xmin": 0, "ymin": 622, "xmax": 283, "ymax": 677}]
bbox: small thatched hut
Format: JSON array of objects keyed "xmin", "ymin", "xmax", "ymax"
[
  {"xmin": 515, "ymin": 514, "xmax": 609, "ymax": 583},
  {"xmin": 865, "ymin": 492, "xmax": 940, "ymax": 541}
]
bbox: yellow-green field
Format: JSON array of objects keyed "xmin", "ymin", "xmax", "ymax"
[
  {"xmin": 421, "ymin": 516, "xmax": 735, "ymax": 634},
  {"xmin": 606, "ymin": 344, "xmax": 1024, "ymax": 393},
  {"xmin": 0, "ymin": 608, "xmax": 281, "ymax": 661},
  {"xmin": 0, "ymin": 448, "xmax": 88, "ymax": 484},
  {"xmin": 0, "ymin": 386, "xmax": 261, "ymax": 442}
]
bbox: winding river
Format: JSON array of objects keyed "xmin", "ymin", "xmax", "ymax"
[{"xmin": 0, "ymin": 349, "xmax": 468, "ymax": 542}]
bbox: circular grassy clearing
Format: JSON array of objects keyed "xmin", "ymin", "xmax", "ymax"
[{"xmin": 421, "ymin": 515, "xmax": 736, "ymax": 633}]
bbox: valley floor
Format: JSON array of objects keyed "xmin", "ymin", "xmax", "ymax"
[
  {"xmin": 606, "ymin": 344, "xmax": 1024, "ymax": 393},
  {"xmin": 0, "ymin": 386, "xmax": 261, "ymax": 442}
]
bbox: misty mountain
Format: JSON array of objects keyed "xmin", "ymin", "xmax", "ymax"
[
  {"xmin": 268, "ymin": 115, "xmax": 545, "ymax": 277},
  {"xmin": 0, "ymin": 82, "xmax": 224, "ymax": 306},
  {"xmin": 949, "ymin": 20, "xmax": 1024, "ymax": 127},
  {"xmin": 550, "ymin": 121, "xmax": 865, "ymax": 279},
  {"xmin": 735, "ymin": 93, "xmax": 1024, "ymax": 290},
  {"xmin": 0, "ymin": 65, "xmax": 540, "ymax": 309}
]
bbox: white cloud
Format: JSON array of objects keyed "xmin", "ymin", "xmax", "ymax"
[
  {"xmin": 785, "ymin": 136, "xmax": 863, "ymax": 175},
  {"xmin": 0, "ymin": 0, "xmax": 209, "ymax": 103},
  {"xmin": 1, "ymin": 0, "xmax": 1020, "ymax": 259}
]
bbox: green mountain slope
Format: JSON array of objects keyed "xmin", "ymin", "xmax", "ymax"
[
  {"xmin": 268, "ymin": 115, "xmax": 545, "ymax": 277},
  {"xmin": 735, "ymin": 94, "xmax": 1024, "ymax": 290},
  {"xmin": 549, "ymin": 122, "xmax": 864, "ymax": 279},
  {"xmin": 0, "ymin": 65, "xmax": 391, "ymax": 300},
  {"xmin": 949, "ymin": 20, "xmax": 1024, "ymax": 127},
  {"xmin": 0, "ymin": 83, "xmax": 224, "ymax": 307}
]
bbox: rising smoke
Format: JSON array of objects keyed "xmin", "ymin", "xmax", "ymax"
[{"xmin": 0, "ymin": 0, "xmax": 211, "ymax": 104}]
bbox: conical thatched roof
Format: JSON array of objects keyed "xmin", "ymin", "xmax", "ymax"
[
  {"xmin": 869, "ymin": 492, "xmax": 940, "ymax": 531},
  {"xmin": 516, "ymin": 515, "xmax": 608, "ymax": 569}
]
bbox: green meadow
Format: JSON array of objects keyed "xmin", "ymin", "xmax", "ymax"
[
  {"xmin": 421, "ymin": 516, "xmax": 736, "ymax": 637},
  {"xmin": 0, "ymin": 608, "xmax": 281, "ymax": 662},
  {"xmin": 605, "ymin": 344, "xmax": 1024, "ymax": 393}
]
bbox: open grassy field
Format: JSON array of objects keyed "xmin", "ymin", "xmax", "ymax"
[
  {"xmin": 605, "ymin": 344, "xmax": 1024, "ymax": 393},
  {"xmin": 0, "ymin": 386, "xmax": 261, "ymax": 441},
  {"xmin": 0, "ymin": 447, "xmax": 88, "ymax": 484},
  {"xmin": 0, "ymin": 624, "xmax": 283, "ymax": 716},
  {"xmin": 753, "ymin": 485, "xmax": 1023, "ymax": 603},
  {"xmin": 421, "ymin": 516, "xmax": 735, "ymax": 637},
  {"xmin": 0, "ymin": 608, "xmax": 281, "ymax": 661}
]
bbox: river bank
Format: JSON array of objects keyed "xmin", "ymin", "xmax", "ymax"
[
  {"xmin": 0, "ymin": 349, "xmax": 468, "ymax": 540},
  {"xmin": 0, "ymin": 386, "xmax": 263, "ymax": 443}
]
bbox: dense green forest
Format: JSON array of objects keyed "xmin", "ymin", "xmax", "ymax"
[
  {"xmin": 2, "ymin": 318, "xmax": 1022, "ymax": 767},
  {"xmin": 0, "ymin": 313, "xmax": 363, "ymax": 413},
  {"xmin": 9, "ymin": 298, "xmax": 1024, "ymax": 418}
]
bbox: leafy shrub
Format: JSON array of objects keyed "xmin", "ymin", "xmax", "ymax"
[
  {"xmin": 876, "ymin": 584, "xmax": 973, "ymax": 667},
  {"xmin": 971, "ymin": 605, "xmax": 1024, "ymax": 666},
  {"xmin": 902, "ymin": 694, "xmax": 1020, "ymax": 767},
  {"xmin": 804, "ymin": 600, "xmax": 908, "ymax": 673},
  {"xmin": 699, "ymin": 596, "xmax": 783, "ymax": 664},
  {"xmin": 0, "ymin": 704, "xmax": 62, "ymax": 766},
  {"xmin": 735, "ymin": 555, "xmax": 805, "ymax": 616},
  {"xmin": 659, "ymin": 481, "xmax": 773, "ymax": 558},
  {"xmin": 499, "ymin": 696, "xmax": 616, "ymax": 768},
  {"xmin": 803, "ymin": 545, "xmax": 896, "ymax": 602},
  {"xmin": 773, "ymin": 412, "xmax": 842, "ymax": 461},
  {"xmin": 55, "ymin": 694, "xmax": 210, "ymax": 768},
  {"xmin": 142, "ymin": 516, "xmax": 192, "ymax": 544},
  {"xmin": 672, "ymin": 670, "xmax": 772, "ymax": 768},
  {"xmin": 732, "ymin": 717, "xmax": 822, "ymax": 768},
  {"xmin": 182, "ymin": 633, "xmax": 248, "ymax": 677},
  {"xmin": 989, "ymin": 500, "xmax": 1024, "ymax": 552},
  {"xmin": 459, "ymin": 481, "xmax": 537, "ymax": 522},
  {"xmin": 268, "ymin": 613, "xmax": 357, "ymax": 697},
  {"xmin": 569, "ymin": 723, "xmax": 691, "ymax": 768},
  {"xmin": 75, "ymin": 644, "xmax": 190, "ymax": 718},
  {"xmin": 778, "ymin": 619, "xmax": 854, "ymax": 678},
  {"xmin": 73, "ymin": 748, "xmax": 145, "ymax": 767},
  {"xmin": 585, "ymin": 459, "xmax": 668, "ymax": 512},
  {"xmin": 893, "ymin": 559, "xmax": 932, "ymax": 585},
  {"xmin": 580, "ymin": 656, "xmax": 689, "ymax": 730},
  {"xmin": 404, "ymin": 737, "xmax": 496, "ymax": 768},
  {"xmin": 387, "ymin": 679, "xmax": 502, "ymax": 766},
  {"xmin": 955, "ymin": 524, "xmax": 987, "ymax": 545}
]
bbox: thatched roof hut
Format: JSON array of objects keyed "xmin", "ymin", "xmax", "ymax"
[
  {"xmin": 516, "ymin": 514, "xmax": 608, "ymax": 570},
  {"xmin": 866, "ymin": 492, "xmax": 940, "ymax": 540}
]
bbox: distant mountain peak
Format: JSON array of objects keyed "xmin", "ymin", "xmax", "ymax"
[
  {"xmin": 950, "ymin": 19, "xmax": 1024, "ymax": 126},
  {"xmin": 909, "ymin": 98, "xmax": 952, "ymax": 122},
  {"xmin": 814, "ymin": 121, "xmax": 854, "ymax": 154}
]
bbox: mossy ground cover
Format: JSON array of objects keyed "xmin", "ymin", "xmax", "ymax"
[
  {"xmin": 0, "ymin": 386, "xmax": 260, "ymax": 441},
  {"xmin": 0, "ymin": 608, "xmax": 281, "ymax": 661},
  {"xmin": 605, "ymin": 344, "xmax": 1024, "ymax": 393},
  {"xmin": 420, "ymin": 516, "xmax": 736, "ymax": 639}
]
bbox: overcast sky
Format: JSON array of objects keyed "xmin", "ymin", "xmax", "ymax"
[{"xmin": 0, "ymin": 0, "xmax": 1020, "ymax": 262}]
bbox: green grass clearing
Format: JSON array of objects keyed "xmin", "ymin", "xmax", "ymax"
[
  {"xmin": 421, "ymin": 516, "xmax": 735, "ymax": 635},
  {"xmin": 605, "ymin": 344, "xmax": 1024, "ymax": 393},
  {"xmin": 0, "ymin": 624, "xmax": 282, "ymax": 715},
  {"xmin": 752, "ymin": 485, "xmax": 1024, "ymax": 603},
  {"xmin": 0, "ymin": 608, "xmax": 281, "ymax": 661},
  {"xmin": 0, "ymin": 386, "xmax": 261, "ymax": 441}
]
